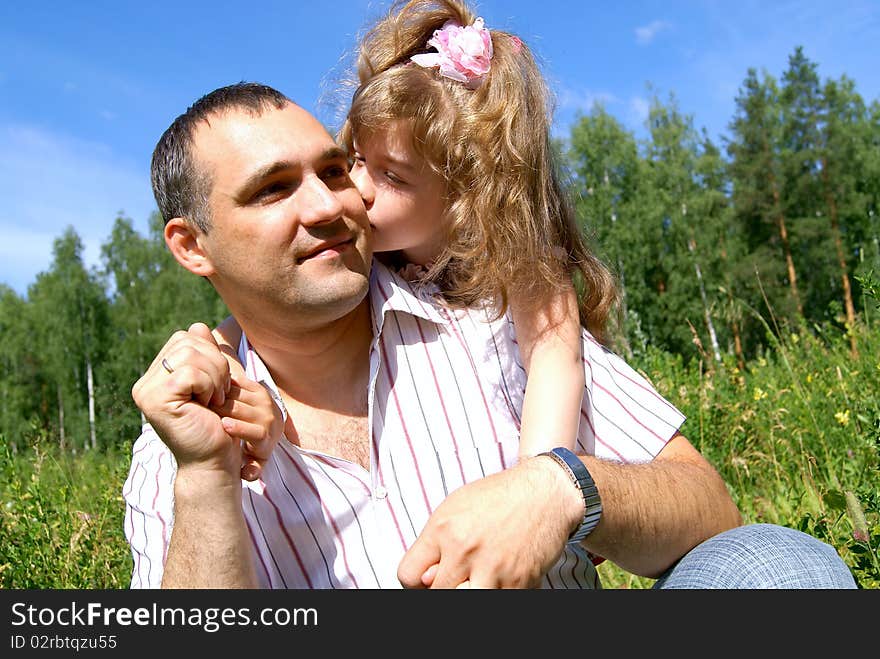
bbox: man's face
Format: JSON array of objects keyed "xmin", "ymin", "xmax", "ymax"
[{"xmin": 191, "ymin": 102, "xmax": 372, "ymax": 327}]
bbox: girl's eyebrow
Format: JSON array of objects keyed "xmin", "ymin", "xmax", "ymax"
[
  {"xmin": 375, "ymin": 151, "xmax": 418, "ymax": 174},
  {"xmin": 353, "ymin": 139, "xmax": 417, "ymax": 173}
]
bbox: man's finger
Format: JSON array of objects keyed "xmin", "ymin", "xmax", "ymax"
[
  {"xmin": 163, "ymin": 346, "xmax": 230, "ymax": 408},
  {"xmin": 188, "ymin": 321, "xmax": 216, "ymax": 343},
  {"xmin": 425, "ymin": 558, "xmax": 471, "ymax": 590},
  {"xmin": 397, "ymin": 535, "xmax": 441, "ymax": 589},
  {"xmin": 421, "ymin": 563, "xmax": 438, "ymax": 587}
]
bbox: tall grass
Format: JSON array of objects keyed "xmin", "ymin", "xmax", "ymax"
[
  {"xmin": 0, "ymin": 441, "xmax": 132, "ymax": 588},
  {"xmin": 599, "ymin": 316, "xmax": 880, "ymax": 589},
  {"xmin": 2, "ymin": 320, "xmax": 878, "ymax": 589}
]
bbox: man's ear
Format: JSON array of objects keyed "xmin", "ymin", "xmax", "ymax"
[{"xmin": 164, "ymin": 217, "xmax": 216, "ymax": 277}]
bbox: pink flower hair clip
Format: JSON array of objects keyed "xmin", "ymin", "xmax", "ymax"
[{"xmin": 410, "ymin": 17, "xmax": 494, "ymax": 89}]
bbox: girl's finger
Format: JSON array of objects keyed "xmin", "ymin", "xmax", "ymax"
[{"xmin": 220, "ymin": 416, "xmax": 275, "ymax": 445}]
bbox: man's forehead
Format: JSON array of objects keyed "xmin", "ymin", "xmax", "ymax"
[
  {"xmin": 194, "ymin": 102, "xmax": 317, "ymax": 145},
  {"xmin": 192, "ymin": 102, "xmax": 336, "ymax": 174}
]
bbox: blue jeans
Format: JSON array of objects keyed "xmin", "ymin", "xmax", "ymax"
[{"xmin": 652, "ymin": 524, "xmax": 858, "ymax": 589}]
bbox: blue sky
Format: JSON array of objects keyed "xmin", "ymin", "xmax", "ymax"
[{"xmin": 1, "ymin": 0, "xmax": 878, "ymax": 296}]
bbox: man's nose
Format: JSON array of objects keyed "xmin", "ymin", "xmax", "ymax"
[
  {"xmin": 350, "ymin": 162, "xmax": 375, "ymax": 209},
  {"xmin": 297, "ymin": 176, "xmax": 345, "ymax": 226}
]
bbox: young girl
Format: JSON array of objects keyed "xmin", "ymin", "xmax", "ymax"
[{"xmin": 340, "ymin": 0, "xmax": 618, "ymax": 458}]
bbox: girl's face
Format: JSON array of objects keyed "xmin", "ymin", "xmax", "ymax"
[{"xmin": 350, "ymin": 120, "xmax": 449, "ymax": 266}]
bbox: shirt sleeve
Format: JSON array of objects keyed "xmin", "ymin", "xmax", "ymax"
[
  {"xmin": 577, "ymin": 332, "xmax": 686, "ymax": 464},
  {"xmin": 121, "ymin": 425, "xmax": 177, "ymax": 589}
]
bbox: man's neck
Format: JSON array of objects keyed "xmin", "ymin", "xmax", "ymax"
[{"xmin": 237, "ymin": 299, "xmax": 372, "ymax": 415}]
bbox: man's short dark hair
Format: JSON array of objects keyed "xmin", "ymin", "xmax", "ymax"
[{"xmin": 151, "ymin": 82, "xmax": 291, "ymax": 232}]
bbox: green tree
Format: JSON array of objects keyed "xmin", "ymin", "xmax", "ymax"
[
  {"xmin": 780, "ymin": 47, "xmax": 837, "ymax": 329},
  {"xmin": 727, "ymin": 67, "xmax": 802, "ymax": 338},
  {"xmin": 818, "ymin": 74, "xmax": 871, "ymax": 353},
  {"xmin": 643, "ymin": 93, "xmax": 729, "ymax": 363},
  {"xmin": 0, "ymin": 285, "xmax": 43, "ymax": 451},
  {"xmin": 566, "ymin": 104, "xmax": 648, "ymax": 355},
  {"xmin": 99, "ymin": 211, "xmax": 229, "ymax": 448},
  {"xmin": 861, "ymin": 100, "xmax": 880, "ymax": 292},
  {"xmin": 695, "ymin": 135, "xmax": 746, "ymax": 368},
  {"xmin": 27, "ymin": 227, "xmax": 109, "ymax": 451}
]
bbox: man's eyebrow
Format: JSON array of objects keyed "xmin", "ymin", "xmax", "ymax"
[
  {"xmin": 238, "ymin": 160, "xmax": 296, "ymax": 195},
  {"xmin": 237, "ymin": 148, "xmax": 348, "ymax": 196},
  {"xmin": 321, "ymin": 146, "xmax": 348, "ymax": 162}
]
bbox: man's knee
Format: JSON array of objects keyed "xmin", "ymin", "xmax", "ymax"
[{"xmin": 653, "ymin": 524, "xmax": 857, "ymax": 589}]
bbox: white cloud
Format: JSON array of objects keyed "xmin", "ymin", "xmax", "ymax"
[
  {"xmin": 630, "ymin": 96, "xmax": 651, "ymax": 124},
  {"xmin": 635, "ymin": 20, "xmax": 672, "ymax": 45},
  {"xmin": 556, "ymin": 86, "xmax": 619, "ymax": 112},
  {"xmin": 0, "ymin": 123, "xmax": 155, "ymax": 296}
]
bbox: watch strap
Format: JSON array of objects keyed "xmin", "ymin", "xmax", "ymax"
[{"xmin": 540, "ymin": 447, "xmax": 603, "ymax": 544}]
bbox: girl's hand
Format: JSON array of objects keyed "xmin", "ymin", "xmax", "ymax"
[{"xmin": 210, "ymin": 350, "xmax": 285, "ymax": 482}]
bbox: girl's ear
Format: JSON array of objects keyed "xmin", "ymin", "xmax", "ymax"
[{"xmin": 164, "ymin": 217, "xmax": 216, "ymax": 277}]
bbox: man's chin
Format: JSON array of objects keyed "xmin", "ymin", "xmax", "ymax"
[{"xmin": 293, "ymin": 273, "xmax": 370, "ymax": 321}]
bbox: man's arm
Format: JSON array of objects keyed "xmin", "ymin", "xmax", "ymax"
[
  {"xmin": 162, "ymin": 468, "xmax": 257, "ymax": 588},
  {"xmin": 131, "ymin": 322, "xmax": 277, "ymax": 588},
  {"xmin": 576, "ymin": 433, "xmax": 742, "ymax": 577},
  {"xmin": 398, "ymin": 432, "xmax": 741, "ymax": 588}
]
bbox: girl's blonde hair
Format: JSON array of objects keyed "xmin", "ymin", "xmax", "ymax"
[{"xmin": 340, "ymin": 0, "xmax": 618, "ymax": 341}]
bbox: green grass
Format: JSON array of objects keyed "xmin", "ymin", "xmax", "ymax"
[
  {"xmin": 0, "ymin": 442, "xmax": 132, "ymax": 588},
  {"xmin": 2, "ymin": 320, "xmax": 878, "ymax": 590},
  {"xmin": 598, "ymin": 317, "xmax": 880, "ymax": 589}
]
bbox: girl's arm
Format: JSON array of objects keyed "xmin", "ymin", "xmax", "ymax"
[{"xmin": 510, "ymin": 283, "xmax": 585, "ymax": 457}]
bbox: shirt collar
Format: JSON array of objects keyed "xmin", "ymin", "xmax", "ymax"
[{"xmin": 368, "ymin": 258, "xmax": 449, "ymax": 332}]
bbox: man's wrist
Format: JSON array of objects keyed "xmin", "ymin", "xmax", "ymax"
[
  {"xmin": 174, "ymin": 466, "xmax": 243, "ymax": 502},
  {"xmin": 532, "ymin": 452, "xmax": 589, "ymax": 540}
]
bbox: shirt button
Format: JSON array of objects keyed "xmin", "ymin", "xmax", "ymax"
[{"xmin": 374, "ymin": 485, "xmax": 388, "ymax": 499}]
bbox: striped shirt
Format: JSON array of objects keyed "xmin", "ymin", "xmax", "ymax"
[{"xmin": 123, "ymin": 259, "xmax": 685, "ymax": 589}]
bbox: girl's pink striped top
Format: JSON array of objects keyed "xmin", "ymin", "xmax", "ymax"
[{"xmin": 123, "ymin": 260, "xmax": 685, "ymax": 589}]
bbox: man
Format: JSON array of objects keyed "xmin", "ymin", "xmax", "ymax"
[{"xmin": 124, "ymin": 82, "xmax": 855, "ymax": 589}]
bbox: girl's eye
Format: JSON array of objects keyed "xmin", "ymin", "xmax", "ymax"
[{"xmin": 385, "ymin": 171, "xmax": 405, "ymax": 185}]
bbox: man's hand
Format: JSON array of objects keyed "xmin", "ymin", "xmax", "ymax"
[
  {"xmin": 397, "ymin": 455, "xmax": 582, "ymax": 588},
  {"xmin": 131, "ymin": 322, "xmax": 281, "ymax": 482}
]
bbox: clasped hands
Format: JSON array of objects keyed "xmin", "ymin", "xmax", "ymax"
[{"xmin": 131, "ymin": 322, "xmax": 282, "ymax": 483}]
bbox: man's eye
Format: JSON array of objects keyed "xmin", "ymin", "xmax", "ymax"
[
  {"xmin": 324, "ymin": 165, "xmax": 348, "ymax": 179},
  {"xmin": 253, "ymin": 181, "xmax": 293, "ymax": 201}
]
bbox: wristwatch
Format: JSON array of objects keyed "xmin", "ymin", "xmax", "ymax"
[{"xmin": 540, "ymin": 447, "xmax": 603, "ymax": 544}]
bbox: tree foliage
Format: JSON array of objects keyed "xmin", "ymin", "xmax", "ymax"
[
  {"xmin": 2, "ymin": 217, "xmax": 227, "ymax": 452},
  {"xmin": 566, "ymin": 47, "xmax": 878, "ymax": 363}
]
